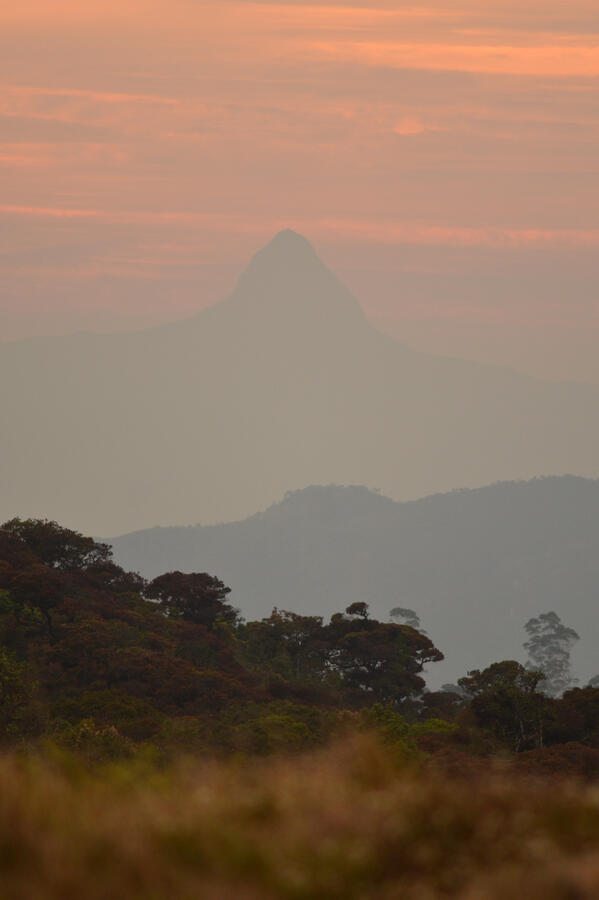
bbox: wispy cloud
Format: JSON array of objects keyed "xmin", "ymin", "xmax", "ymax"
[
  {"xmin": 308, "ymin": 40, "xmax": 599, "ymax": 77},
  {"xmin": 1, "ymin": 0, "xmax": 598, "ymax": 376},
  {"xmin": 4, "ymin": 205, "xmax": 599, "ymax": 249}
]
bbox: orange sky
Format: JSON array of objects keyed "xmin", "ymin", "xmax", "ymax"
[{"xmin": 1, "ymin": 0, "xmax": 598, "ymax": 381}]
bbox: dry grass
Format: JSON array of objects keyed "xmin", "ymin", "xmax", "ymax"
[{"xmin": 2, "ymin": 736, "xmax": 599, "ymax": 899}]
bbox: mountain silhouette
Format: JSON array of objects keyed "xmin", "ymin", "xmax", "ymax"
[
  {"xmin": 1, "ymin": 231, "xmax": 598, "ymax": 534},
  {"xmin": 108, "ymin": 477, "xmax": 599, "ymax": 686}
]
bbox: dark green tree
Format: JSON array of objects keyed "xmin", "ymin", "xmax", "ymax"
[
  {"xmin": 551, "ymin": 686, "xmax": 599, "ymax": 747},
  {"xmin": 0, "ymin": 647, "xmax": 36, "ymax": 740},
  {"xmin": 459, "ymin": 660, "xmax": 550, "ymax": 751},
  {"xmin": 241, "ymin": 609, "xmax": 326, "ymax": 681}
]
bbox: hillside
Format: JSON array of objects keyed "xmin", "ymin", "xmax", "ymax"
[
  {"xmin": 2, "ymin": 231, "xmax": 599, "ymax": 535},
  {"xmin": 109, "ymin": 476, "xmax": 599, "ymax": 686}
]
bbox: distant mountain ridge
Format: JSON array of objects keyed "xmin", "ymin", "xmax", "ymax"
[
  {"xmin": 1, "ymin": 230, "xmax": 599, "ymax": 534},
  {"xmin": 108, "ymin": 476, "xmax": 599, "ymax": 686}
]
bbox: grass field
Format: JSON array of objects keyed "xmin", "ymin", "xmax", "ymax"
[{"xmin": 2, "ymin": 735, "xmax": 599, "ymax": 899}]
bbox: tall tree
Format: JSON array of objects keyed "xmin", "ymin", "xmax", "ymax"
[
  {"xmin": 389, "ymin": 607, "xmax": 422, "ymax": 631},
  {"xmin": 524, "ymin": 612, "xmax": 579, "ymax": 697}
]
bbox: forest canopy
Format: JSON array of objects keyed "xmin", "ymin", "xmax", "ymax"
[{"xmin": 0, "ymin": 517, "xmax": 597, "ymax": 773}]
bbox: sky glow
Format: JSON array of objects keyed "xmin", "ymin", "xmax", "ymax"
[{"xmin": 1, "ymin": 0, "xmax": 598, "ymax": 381}]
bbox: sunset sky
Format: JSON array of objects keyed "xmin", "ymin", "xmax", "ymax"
[{"xmin": 2, "ymin": 0, "xmax": 598, "ymax": 382}]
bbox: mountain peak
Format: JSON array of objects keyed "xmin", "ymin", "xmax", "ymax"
[
  {"xmin": 227, "ymin": 229, "xmax": 367, "ymax": 328},
  {"xmin": 252, "ymin": 229, "xmax": 318, "ymax": 267},
  {"xmin": 266, "ymin": 228, "xmax": 314, "ymax": 247},
  {"xmin": 234, "ymin": 229, "xmax": 320, "ymax": 290}
]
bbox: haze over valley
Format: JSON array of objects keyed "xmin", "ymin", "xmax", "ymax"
[
  {"xmin": 109, "ymin": 476, "xmax": 599, "ymax": 687},
  {"xmin": 2, "ymin": 231, "xmax": 598, "ymax": 536}
]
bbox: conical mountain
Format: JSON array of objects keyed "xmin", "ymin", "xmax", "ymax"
[
  {"xmin": 227, "ymin": 229, "xmax": 366, "ymax": 323},
  {"xmin": 1, "ymin": 232, "xmax": 598, "ymax": 534}
]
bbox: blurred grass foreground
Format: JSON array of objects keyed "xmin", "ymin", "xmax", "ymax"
[{"xmin": 3, "ymin": 735, "xmax": 599, "ymax": 900}]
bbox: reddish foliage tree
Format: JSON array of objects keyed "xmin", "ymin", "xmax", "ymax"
[{"xmin": 146, "ymin": 571, "xmax": 237, "ymax": 629}]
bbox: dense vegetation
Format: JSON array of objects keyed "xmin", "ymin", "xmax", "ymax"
[{"xmin": 1, "ymin": 516, "xmax": 599, "ymax": 776}]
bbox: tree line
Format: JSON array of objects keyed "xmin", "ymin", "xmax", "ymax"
[{"xmin": 1, "ymin": 517, "xmax": 598, "ymax": 773}]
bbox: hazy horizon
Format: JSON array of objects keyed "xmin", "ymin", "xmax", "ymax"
[
  {"xmin": 2, "ymin": 224, "xmax": 598, "ymax": 388},
  {"xmin": 4, "ymin": 226, "xmax": 594, "ymax": 389},
  {"xmin": 2, "ymin": 229, "xmax": 598, "ymax": 535},
  {"xmin": 107, "ymin": 476, "xmax": 599, "ymax": 687}
]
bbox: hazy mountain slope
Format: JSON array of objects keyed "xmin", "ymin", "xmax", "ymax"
[
  {"xmin": 108, "ymin": 477, "xmax": 599, "ymax": 686},
  {"xmin": 2, "ymin": 231, "xmax": 599, "ymax": 534}
]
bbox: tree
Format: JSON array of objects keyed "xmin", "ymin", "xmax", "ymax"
[
  {"xmin": 7, "ymin": 564, "xmax": 64, "ymax": 636},
  {"xmin": 1, "ymin": 518, "xmax": 111, "ymax": 572},
  {"xmin": 322, "ymin": 605, "xmax": 443, "ymax": 704},
  {"xmin": 241, "ymin": 609, "xmax": 326, "ymax": 681},
  {"xmin": 346, "ymin": 602, "xmax": 370, "ymax": 620},
  {"xmin": 82, "ymin": 561, "xmax": 146, "ymax": 595},
  {"xmin": 390, "ymin": 607, "xmax": 423, "ymax": 631},
  {"xmin": 419, "ymin": 689, "xmax": 464, "ymax": 721},
  {"xmin": 146, "ymin": 572, "xmax": 237, "ymax": 629},
  {"xmin": 0, "ymin": 648, "xmax": 36, "ymax": 740},
  {"xmin": 550, "ymin": 686, "xmax": 599, "ymax": 747},
  {"xmin": 459, "ymin": 660, "xmax": 550, "ymax": 751},
  {"xmin": 524, "ymin": 611, "xmax": 579, "ymax": 697}
]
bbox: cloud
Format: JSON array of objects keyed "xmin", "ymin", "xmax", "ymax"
[
  {"xmin": 0, "ymin": 113, "xmax": 113, "ymax": 143},
  {"xmin": 309, "ymin": 40, "xmax": 599, "ymax": 77},
  {"xmin": 3, "ymin": 204, "xmax": 599, "ymax": 250},
  {"xmin": 393, "ymin": 116, "xmax": 439, "ymax": 136}
]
